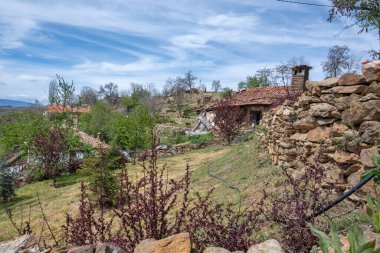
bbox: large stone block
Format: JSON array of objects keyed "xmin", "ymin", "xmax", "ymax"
[
  {"xmin": 307, "ymin": 126, "xmax": 330, "ymax": 142},
  {"xmin": 134, "ymin": 233, "xmax": 191, "ymax": 253},
  {"xmin": 322, "ymin": 85, "xmax": 367, "ymax": 94},
  {"xmin": 337, "ymin": 73, "xmax": 366, "ymax": 86},
  {"xmin": 246, "ymin": 239, "xmax": 284, "ymax": 253},
  {"xmin": 342, "ymin": 100, "xmax": 380, "ymax": 125},
  {"xmin": 362, "ymin": 81, "xmax": 380, "ymax": 96},
  {"xmin": 359, "ymin": 121, "xmax": 380, "ymax": 144},
  {"xmin": 363, "ymin": 60, "xmax": 380, "ymax": 82},
  {"xmin": 309, "ymin": 103, "xmax": 338, "ymax": 118}
]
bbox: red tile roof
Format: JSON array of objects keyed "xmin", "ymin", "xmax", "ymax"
[
  {"xmin": 46, "ymin": 104, "xmax": 72, "ymax": 113},
  {"xmin": 76, "ymin": 130, "xmax": 110, "ymax": 150},
  {"xmin": 230, "ymin": 86, "xmax": 291, "ymax": 106},
  {"xmin": 46, "ymin": 104, "xmax": 90, "ymax": 113}
]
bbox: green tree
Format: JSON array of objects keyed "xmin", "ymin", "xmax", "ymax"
[
  {"xmin": 113, "ymin": 106, "xmax": 153, "ymax": 162},
  {"xmin": 79, "ymin": 101, "xmax": 118, "ymax": 142},
  {"xmin": 328, "ymin": 0, "xmax": 380, "ymax": 59},
  {"xmin": 0, "ymin": 111, "xmax": 50, "ymax": 155}
]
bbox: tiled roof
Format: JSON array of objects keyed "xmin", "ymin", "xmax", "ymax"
[
  {"xmin": 230, "ymin": 86, "xmax": 291, "ymax": 106},
  {"xmin": 46, "ymin": 104, "xmax": 90, "ymax": 113},
  {"xmin": 46, "ymin": 104, "xmax": 72, "ymax": 113},
  {"xmin": 76, "ymin": 130, "xmax": 110, "ymax": 150}
]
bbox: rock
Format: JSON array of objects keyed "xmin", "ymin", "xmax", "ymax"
[
  {"xmin": 359, "ymin": 121, "xmax": 380, "ymax": 144},
  {"xmin": 68, "ymin": 245, "xmax": 97, "ymax": 253},
  {"xmin": 342, "ymin": 100, "xmax": 380, "ymax": 125},
  {"xmin": 348, "ymin": 169, "xmax": 377, "ymax": 196},
  {"xmin": 298, "ymin": 95, "xmax": 321, "ymax": 106},
  {"xmin": 344, "ymin": 163, "xmax": 363, "ymax": 176},
  {"xmin": 293, "ymin": 116, "xmax": 318, "ymax": 130},
  {"xmin": 246, "ymin": 239, "xmax": 284, "ymax": 253},
  {"xmin": 0, "ymin": 235, "xmax": 40, "ymax": 253},
  {"xmin": 289, "ymin": 133, "xmax": 307, "ymax": 141},
  {"xmin": 316, "ymin": 118, "xmax": 335, "ymax": 126},
  {"xmin": 334, "ymin": 93, "xmax": 361, "ymax": 111},
  {"xmin": 322, "ymin": 85, "xmax": 367, "ymax": 94},
  {"xmin": 309, "ymin": 103, "xmax": 338, "ymax": 118},
  {"xmin": 363, "ymin": 81, "xmax": 380, "ymax": 96},
  {"xmin": 363, "ymin": 60, "xmax": 380, "ymax": 82},
  {"xmin": 307, "ymin": 126, "xmax": 330, "ymax": 142},
  {"xmin": 360, "ymin": 147, "xmax": 379, "ymax": 167},
  {"xmin": 95, "ymin": 243, "xmax": 124, "ymax": 253},
  {"xmin": 359, "ymin": 93, "xmax": 380, "ymax": 102},
  {"xmin": 327, "ymin": 151, "xmax": 360, "ymax": 164},
  {"xmin": 203, "ymin": 247, "xmax": 231, "ymax": 253},
  {"xmin": 331, "ymin": 123, "xmax": 349, "ymax": 137},
  {"xmin": 308, "ymin": 78, "xmax": 339, "ymax": 88},
  {"xmin": 338, "ymin": 73, "xmax": 366, "ymax": 86},
  {"xmin": 133, "ymin": 233, "xmax": 191, "ymax": 253}
]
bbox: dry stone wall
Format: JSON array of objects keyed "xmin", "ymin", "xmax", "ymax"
[{"xmin": 259, "ymin": 61, "xmax": 380, "ymax": 195}]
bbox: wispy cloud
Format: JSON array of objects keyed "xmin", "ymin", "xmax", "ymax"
[{"xmin": 0, "ymin": 0, "xmax": 378, "ymax": 102}]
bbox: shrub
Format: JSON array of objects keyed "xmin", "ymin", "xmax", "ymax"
[
  {"xmin": 214, "ymin": 99, "xmax": 243, "ymax": 145},
  {"xmin": 311, "ymin": 223, "xmax": 380, "ymax": 253},
  {"xmin": 262, "ymin": 148, "xmax": 332, "ymax": 253},
  {"xmin": 64, "ymin": 137, "xmax": 261, "ymax": 252},
  {"xmin": 31, "ymin": 128, "xmax": 69, "ymax": 187},
  {"xmin": 0, "ymin": 162, "xmax": 16, "ymax": 203}
]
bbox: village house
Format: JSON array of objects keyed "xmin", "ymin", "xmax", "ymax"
[
  {"xmin": 188, "ymin": 65, "xmax": 312, "ymax": 135},
  {"xmin": 230, "ymin": 65, "xmax": 312, "ymax": 126}
]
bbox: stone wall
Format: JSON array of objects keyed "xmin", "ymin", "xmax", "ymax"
[{"xmin": 259, "ymin": 61, "xmax": 380, "ymax": 194}]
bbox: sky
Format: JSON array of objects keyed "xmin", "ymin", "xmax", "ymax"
[{"xmin": 0, "ymin": 0, "xmax": 378, "ymax": 103}]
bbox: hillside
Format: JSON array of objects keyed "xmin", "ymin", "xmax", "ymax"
[
  {"xmin": 0, "ymin": 99, "xmax": 34, "ymax": 108},
  {"xmin": 0, "ymin": 137, "xmax": 278, "ymax": 242}
]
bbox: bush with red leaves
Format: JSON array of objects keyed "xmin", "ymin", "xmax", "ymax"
[{"xmin": 214, "ymin": 99, "xmax": 243, "ymax": 145}]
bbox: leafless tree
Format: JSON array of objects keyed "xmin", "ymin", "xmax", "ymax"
[
  {"xmin": 211, "ymin": 80, "xmax": 221, "ymax": 92},
  {"xmin": 48, "ymin": 79, "xmax": 57, "ymax": 104},
  {"xmin": 172, "ymin": 77, "xmax": 186, "ymax": 115},
  {"xmin": 184, "ymin": 71, "xmax": 197, "ymax": 92},
  {"xmin": 198, "ymin": 80, "xmax": 207, "ymax": 93},
  {"xmin": 321, "ymin": 45, "xmax": 357, "ymax": 77},
  {"xmin": 99, "ymin": 82, "xmax": 119, "ymax": 104},
  {"xmin": 287, "ymin": 56, "xmax": 310, "ymax": 67},
  {"xmin": 275, "ymin": 64, "xmax": 291, "ymax": 86},
  {"xmin": 80, "ymin": 87, "xmax": 98, "ymax": 105},
  {"xmin": 163, "ymin": 77, "xmax": 174, "ymax": 97}
]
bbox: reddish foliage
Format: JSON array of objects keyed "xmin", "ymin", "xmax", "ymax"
[
  {"xmin": 63, "ymin": 137, "xmax": 262, "ymax": 252},
  {"xmin": 262, "ymin": 148, "xmax": 332, "ymax": 253},
  {"xmin": 270, "ymin": 86, "xmax": 301, "ymax": 109},
  {"xmin": 32, "ymin": 128, "xmax": 69, "ymax": 186},
  {"xmin": 214, "ymin": 99, "xmax": 243, "ymax": 145}
]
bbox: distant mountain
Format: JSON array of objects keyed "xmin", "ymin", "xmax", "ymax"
[{"xmin": 0, "ymin": 99, "xmax": 35, "ymax": 108}]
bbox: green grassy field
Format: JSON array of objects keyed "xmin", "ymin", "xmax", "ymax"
[{"xmin": 0, "ymin": 137, "xmax": 280, "ymax": 242}]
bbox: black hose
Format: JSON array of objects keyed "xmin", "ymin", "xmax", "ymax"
[{"xmin": 306, "ymin": 167, "xmax": 380, "ymax": 221}]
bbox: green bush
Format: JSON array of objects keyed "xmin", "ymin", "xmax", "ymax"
[{"xmin": 26, "ymin": 166, "xmax": 45, "ymax": 181}]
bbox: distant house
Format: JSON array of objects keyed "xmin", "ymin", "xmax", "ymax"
[
  {"xmin": 45, "ymin": 104, "xmax": 90, "ymax": 128},
  {"xmin": 74, "ymin": 130, "xmax": 110, "ymax": 159},
  {"xmin": 3, "ymin": 148, "xmax": 27, "ymax": 173},
  {"xmin": 228, "ymin": 65, "xmax": 312, "ymax": 125}
]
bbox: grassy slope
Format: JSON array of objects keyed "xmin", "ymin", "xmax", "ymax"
[{"xmin": 0, "ymin": 137, "xmax": 279, "ymax": 242}]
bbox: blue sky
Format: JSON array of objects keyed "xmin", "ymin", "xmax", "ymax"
[{"xmin": 0, "ymin": 0, "xmax": 378, "ymax": 103}]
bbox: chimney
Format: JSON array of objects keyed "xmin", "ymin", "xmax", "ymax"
[{"xmin": 291, "ymin": 65, "xmax": 312, "ymax": 92}]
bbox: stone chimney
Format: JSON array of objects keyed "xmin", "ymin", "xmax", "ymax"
[{"xmin": 291, "ymin": 65, "xmax": 312, "ymax": 92}]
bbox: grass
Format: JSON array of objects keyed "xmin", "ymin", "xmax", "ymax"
[{"xmin": 0, "ymin": 137, "xmax": 280, "ymax": 242}]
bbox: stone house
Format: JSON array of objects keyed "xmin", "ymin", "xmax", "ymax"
[{"xmin": 230, "ymin": 65, "xmax": 312, "ymax": 125}]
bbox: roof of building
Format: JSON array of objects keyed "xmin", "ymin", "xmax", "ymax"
[
  {"xmin": 46, "ymin": 104, "xmax": 72, "ymax": 113},
  {"xmin": 46, "ymin": 104, "xmax": 90, "ymax": 114},
  {"xmin": 76, "ymin": 130, "xmax": 110, "ymax": 150},
  {"xmin": 230, "ymin": 86, "xmax": 292, "ymax": 106}
]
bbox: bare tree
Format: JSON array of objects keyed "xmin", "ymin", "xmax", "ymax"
[
  {"xmin": 287, "ymin": 56, "xmax": 310, "ymax": 67},
  {"xmin": 184, "ymin": 71, "xmax": 197, "ymax": 92},
  {"xmin": 172, "ymin": 77, "xmax": 186, "ymax": 115},
  {"xmin": 321, "ymin": 45, "xmax": 357, "ymax": 77},
  {"xmin": 275, "ymin": 64, "xmax": 291, "ymax": 86},
  {"xmin": 198, "ymin": 80, "xmax": 207, "ymax": 93},
  {"xmin": 211, "ymin": 80, "xmax": 221, "ymax": 92},
  {"xmin": 255, "ymin": 68, "xmax": 275, "ymax": 86},
  {"xmin": 80, "ymin": 87, "xmax": 98, "ymax": 105},
  {"xmin": 53, "ymin": 75, "xmax": 75, "ymax": 109},
  {"xmin": 99, "ymin": 82, "xmax": 119, "ymax": 104},
  {"xmin": 48, "ymin": 79, "xmax": 58, "ymax": 104},
  {"xmin": 163, "ymin": 77, "xmax": 174, "ymax": 97}
]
